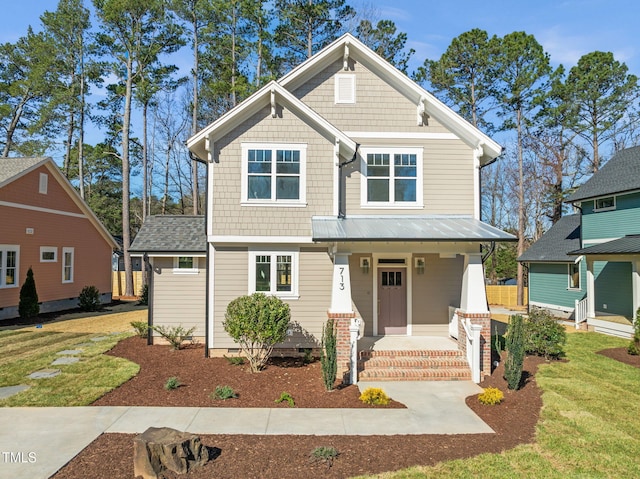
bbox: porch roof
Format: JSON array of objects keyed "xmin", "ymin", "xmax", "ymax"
[
  {"xmin": 569, "ymin": 234, "xmax": 640, "ymax": 255},
  {"xmin": 130, "ymin": 215, "xmax": 206, "ymax": 254},
  {"xmin": 311, "ymin": 215, "xmax": 516, "ymax": 242}
]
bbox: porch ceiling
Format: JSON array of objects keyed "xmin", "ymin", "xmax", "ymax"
[{"xmin": 311, "ymin": 215, "xmax": 516, "ymax": 242}]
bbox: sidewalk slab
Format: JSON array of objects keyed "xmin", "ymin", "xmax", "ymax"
[
  {"xmin": 187, "ymin": 408, "xmax": 272, "ymax": 434},
  {"xmin": 105, "ymin": 407, "xmax": 200, "ymax": 433}
]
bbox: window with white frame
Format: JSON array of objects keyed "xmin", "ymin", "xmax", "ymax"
[
  {"xmin": 249, "ymin": 251, "xmax": 298, "ymax": 298},
  {"xmin": 0, "ymin": 245, "xmax": 19, "ymax": 288},
  {"xmin": 40, "ymin": 246, "xmax": 57, "ymax": 263},
  {"xmin": 594, "ymin": 196, "xmax": 615, "ymax": 211},
  {"xmin": 568, "ymin": 261, "xmax": 580, "ymax": 290},
  {"xmin": 241, "ymin": 143, "xmax": 307, "ymax": 205},
  {"xmin": 62, "ymin": 247, "xmax": 74, "ymax": 283},
  {"xmin": 173, "ymin": 256, "xmax": 199, "ymax": 274},
  {"xmin": 361, "ymin": 147, "xmax": 423, "ymax": 206}
]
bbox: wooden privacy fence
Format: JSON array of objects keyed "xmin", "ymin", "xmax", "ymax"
[
  {"xmin": 486, "ymin": 285, "xmax": 528, "ymax": 307},
  {"xmin": 112, "ymin": 271, "xmax": 144, "ymax": 297}
]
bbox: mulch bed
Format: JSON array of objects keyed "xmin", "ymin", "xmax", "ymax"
[
  {"xmin": 53, "ymin": 340, "xmax": 548, "ymax": 479},
  {"xmin": 598, "ymin": 347, "xmax": 640, "ymax": 368}
]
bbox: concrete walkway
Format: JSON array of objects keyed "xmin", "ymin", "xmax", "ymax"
[{"xmin": 0, "ymin": 381, "xmax": 492, "ymax": 479}]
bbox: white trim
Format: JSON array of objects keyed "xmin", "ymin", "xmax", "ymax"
[
  {"xmin": 360, "ymin": 146, "xmax": 424, "ymax": 208},
  {"xmin": 567, "ymin": 261, "xmax": 581, "ymax": 291},
  {"xmin": 39, "ymin": 172, "xmax": 48, "ymax": 194},
  {"xmin": 62, "ymin": 247, "xmax": 74, "ymax": 283},
  {"xmin": 593, "ymin": 195, "xmax": 616, "ymax": 212},
  {"xmin": 248, "ymin": 249, "xmax": 299, "ymax": 299},
  {"xmin": 473, "ymin": 143, "xmax": 483, "ymax": 220},
  {"xmin": 583, "ymin": 238, "xmax": 623, "ymax": 246},
  {"xmin": 172, "ymin": 256, "xmax": 199, "ymax": 274},
  {"xmin": 40, "ymin": 246, "xmax": 57, "ymax": 263},
  {"xmin": 208, "ymin": 243, "xmax": 215, "ymax": 348},
  {"xmin": 143, "ymin": 253, "xmax": 206, "ymax": 258},
  {"xmin": 210, "ymin": 235, "xmax": 313, "ymax": 243},
  {"xmin": 335, "ymin": 74, "xmax": 356, "ymax": 104},
  {"xmin": 0, "ymin": 200, "xmax": 86, "ymax": 219},
  {"xmin": 0, "ymin": 245, "xmax": 19, "ymax": 289},
  {"xmin": 241, "ymin": 142, "xmax": 307, "ymax": 206},
  {"xmin": 345, "ymin": 131, "xmax": 459, "ymax": 140}
]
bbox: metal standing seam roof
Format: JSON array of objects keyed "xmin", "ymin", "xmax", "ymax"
[
  {"xmin": 566, "ymin": 145, "xmax": 640, "ymax": 202},
  {"xmin": 518, "ymin": 214, "xmax": 581, "ymax": 263},
  {"xmin": 569, "ymin": 235, "xmax": 640, "ymax": 255},
  {"xmin": 311, "ymin": 216, "xmax": 516, "ymax": 242},
  {"xmin": 129, "ymin": 215, "xmax": 206, "ymax": 253}
]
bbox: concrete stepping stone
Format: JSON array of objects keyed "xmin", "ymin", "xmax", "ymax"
[
  {"xmin": 0, "ymin": 384, "xmax": 30, "ymax": 400},
  {"xmin": 57, "ymin": 349, "xmax": 83, "ymax": 355},
  {"xmin": 90, "ymin": 336, "xmax": 109, "ymax": 342},
  {"xmin": 29, "ymin": 369, "xmax": 61, "ymax": 379},
  {"xmin": 51, "ymin": 357, "xmax": 80, "ymax": 366},
  {"xmin": 76, "ymin": 343, "xmax": 93, "ymax": 347}
]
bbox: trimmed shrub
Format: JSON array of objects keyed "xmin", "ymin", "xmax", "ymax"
[
  {"xmin": 78, "ymin": 285, "xmax": 101, "ymax": 312},
  {"xmin": 478, "ymin": 387, "xmax": 504, "ymax": 405},
  {"xmin": 153, "ymin": 324, "xmax": 196, "ymax": 350},
  {"xmin": 525, "ymin": 307, "xmax": 566, "ymax": 359},
  {"xmin": 275, "ymin": 391, "xmax": 295, "ymax": 407},
  {"xmin": 359, "ymin": 387, "xmax": 390, "ymax": 405},
  {"xmin": 212, "ymin": 385, "xmax": 237, "ymax": 400},
  {"xmin": 320, "ymin": 318, "xmax": 337, "ymax": 391},
  {"xmin": 19, "ymin": 267, "xmax": 39, "ymax": 319},
  {"xmin": 130, "ymin": 321, "xmax": 149, "ymax": 338},
  {"xmin": 223, "ymin": 293, "xmax": 290, "ymax": 372},
  {"xmin": 164, "ymin": 377, "xmax": 180, "ymax": 390},
  {"xmin": 628, "ymin": 308, "xmax": 640, "ymax": 355},
  {"xmin": 504, "ymin": 314, "xmax": 526, "ymax": 390}
]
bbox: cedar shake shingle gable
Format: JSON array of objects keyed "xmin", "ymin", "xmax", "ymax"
[
  {"xmin": 518, "ymin": 214, "xmax": 581, "ymax": 263},
  {"xmin": 130, "ymin": 215, "xmax": 206, "ymax": 253},
  {"xmin": 566, "ymin": 146, "xmax": 640, "ymax": 202}
]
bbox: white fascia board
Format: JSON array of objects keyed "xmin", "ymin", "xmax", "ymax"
[{"xmin": 279, "ymin": 33, "xmax": 502, "ymax": 163}]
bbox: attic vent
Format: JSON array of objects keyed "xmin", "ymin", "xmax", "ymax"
[
  {"xmin": 39, "ymin": 173, "xmax": 48, "ymax": 194},
  {"xmin": 335, "ymin": 74, "xmax": 355, "ymax": 104}
]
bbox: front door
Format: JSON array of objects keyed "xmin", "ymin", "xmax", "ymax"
[{"xmin": 378, "ymin": 268, "xmax": 407, "ymax": 335}]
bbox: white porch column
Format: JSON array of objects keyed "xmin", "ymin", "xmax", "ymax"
[
  {"xmin": 460, "ymin": 253, "xmax": 489, "ymax": 313},
  {"xmin": 330, "ymin": 253, "xmax": 353, "ymax": 313},
  {"xmin": 632, "ymin": 258, "xmax": 640, "ymax": 319},
  {"xmin": 587, "ymin": 259, "xmax": 595, "ymax": 318}
]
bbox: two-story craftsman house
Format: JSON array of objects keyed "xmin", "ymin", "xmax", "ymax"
[{"xmin": 133, "ymin": 34, "xmax": 514, "ymax": 382}]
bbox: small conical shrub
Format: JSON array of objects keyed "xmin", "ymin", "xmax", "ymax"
[
  {"xmin": 320, "ymin": 318, "xmax": 337, "ymax": 391},
  {"xmin": 19, "ymin": 267, "xmax": 39, "ymax": 319},
  {"xmin": 504, "ymin": 314, "xmax": 525, "ymax": 390}
]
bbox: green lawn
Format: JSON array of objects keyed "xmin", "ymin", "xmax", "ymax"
[
  {"xmin": 0, "ymin": 329, "xmax": 139, "ymax": 406},
  {"xmin": 358, "ymin": 333, "xmax": 640, "ymax": 478}
]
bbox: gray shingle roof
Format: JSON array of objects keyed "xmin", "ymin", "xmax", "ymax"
[
  {"xmin": 518, "ymin": 214, "xmax": 581, "ymax": 263},
  {"xmin": 566, "ymin": 146, "xmax": 640, "ymax": 202},
  {"xmin": 0, "ymin": 157, "xmax": 49, "ymax": 185},
  {"xmin": 130, "ymin": 215, "xmax": 206, "ymax": 253},
  {"xmin": 311, "ymin": 215, "xmax": 516, "ymax": 242},
  {"xmin": 569, "ymin": 235, "xmax": 640, "ymax": 255}
]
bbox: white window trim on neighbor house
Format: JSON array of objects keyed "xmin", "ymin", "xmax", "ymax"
[
  {"xmin": 594, "ymin": 195, "xmax": 616, "ymax": 212},
  {"xmin": 360, "ymin": 146, "xmax": 424, "ymax": 208},
  {"xmin": 568, "ymin": 261, "xmax": 581, "ymax": 290},
  {"xmin": 173, "ymin": 256, "xmax": 199, "ymax": 274},
  {"xmin": 40, "ymin": 246, "xmax": 57, "ymax": 263},
  {"xmin": 248, "ymin": 249, "xmax": 299, "ymax": 299},
  {"xmin": 241, "ymin": 143, "xmax": 308, "ymax": 207},
  {"xmin": 0, "ymin": 245, "xmax": 19, "ymax": 288},
  {"xmin": 62, "ymin": 247, "xmax": 74, "ymax": 283}
]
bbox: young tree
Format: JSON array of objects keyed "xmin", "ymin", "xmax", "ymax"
[
  {"xmin": 93, "ymin": 0, "xmax": 184, "ymax": 297},
  {"xmin": 494, "ymin": 32, "xmax": 551, "ymax": 306},
  {"xmin": 355, "ymin": 19, "xmax": 414, "ymax": 73},
  {"xmin": 566, "ymin": 51, "xmax": 640, "ymax": 172}
]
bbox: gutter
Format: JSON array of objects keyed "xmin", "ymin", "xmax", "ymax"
[{"xmin": 338, "ymin": 143, "xmax": 360, "ymax": 219}]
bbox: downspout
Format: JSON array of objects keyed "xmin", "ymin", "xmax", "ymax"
[
  {"xmin": 144, "ymin": 253, "xmax": 153, "ymax": 346},
  {"xmin": 190, "ymin": 151, "xmax": 210, "ymax": 358},
  {"xmin": 338, "ymin": 143, "xmax": 360, "ymax": 219}
]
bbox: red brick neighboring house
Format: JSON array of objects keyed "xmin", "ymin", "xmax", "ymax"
[{"xmin": 0, "ymin": 157, "xmax": 117, "ymax": 320}]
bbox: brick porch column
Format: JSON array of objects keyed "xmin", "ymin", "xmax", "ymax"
[
  {"xmin": 327, "ymin": 311, "xmax": 355, "ymax": 380},
  {"xmin": 457, "ymin": 310, "xmax": 491, "ymax": 379}
]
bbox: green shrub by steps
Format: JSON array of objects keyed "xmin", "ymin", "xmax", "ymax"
[{"xmin": 504, "ymin": 314, "xmax": 525, "ymax": 390}]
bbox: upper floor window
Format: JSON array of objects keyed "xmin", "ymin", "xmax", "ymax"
[
  {"xmin": 361, "ymin": 147, "xmax": 423, "ymax": 207},
  {"xmin": 568, "ymin": 261, "xmax": 580, "ymax": 290},
  {"xmin": 594, "ymin": 196, "xmax": 615, "ymax": 211},
  {"xmin": 241, "ymin": 143, "xmax": 307, "ymax": 206},
  {"xmin": 0, "ymin": 245, "xmax": 19, "ymax": 288},
  {"xmin": 62, "ymin": 247, "xmax": 74, "ymax": 283}
]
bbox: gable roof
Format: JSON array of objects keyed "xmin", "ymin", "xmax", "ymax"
[
  {"xmin": 187, "ymin": 81, "xmax": 357, "ymax": 161},
  {"xmin": 518, "ymin": 214, "xmax": 581, "ymax": 263},
  {"xmin": 130, "ymin": 215, "xmax": 206, "ymax": 254},
  {"xmin": 0, "ymin": 157, "xmax": 118, "ymax": 249},
  {"xmin": 279, "ymin": 33, "xmax": 502, "ymax": 165},
  {"xmin": 566, "ymin": 146, "xmax": 640, "ymax": 203}
]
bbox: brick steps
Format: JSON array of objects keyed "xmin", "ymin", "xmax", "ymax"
[{"xmin": 357, "ymin": 349, "xmax": 471, "ymax": 381}]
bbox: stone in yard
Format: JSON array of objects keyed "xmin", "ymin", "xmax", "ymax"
[
  {"xmin": 51, "ymin": 357, "xmax": 80, "ymax": 365},
  {"xmin": 134, "ymin": 427, "xmax": 210, "ymax": 479},
  {"xmin": 90, "ymin": 336, "xmax": 109, "ymax": 342},
  {"xmin": 0, "ymin": 384, "xmax": 30, "ymax": 400},
  {"xmin": 29, "ymin": 369, "xmax": 61, "ymax": 379},
  {"xmin": 57, "ymin": 349, "xmax": 83, "ymax": 355}
]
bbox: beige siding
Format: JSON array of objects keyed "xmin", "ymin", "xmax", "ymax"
[
  {"xmin": 411, "ymin": 254, "xmax": 463, "ymax": 332},
  {"xmin": 292, "ymin": 59, "xmax": 449, "ymax": 133},
  {"xmin": 212, "ymin": 246, "xmax": 334, "ymax": 350},
  {"xmin": 212, "ymin": 106, "xmax": 337, "ymax": 237},
  {"xmin": 151, "ymin": 257, "xmax": 206, "ymax": 337},
  {"xmin": 350, "ymin": 253, "xmax": 374, "ymax": 336}
]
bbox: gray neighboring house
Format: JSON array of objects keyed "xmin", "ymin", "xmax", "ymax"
[{"xmin": 129, "ymin": 215, "xmax": 206, "ymax": 339}]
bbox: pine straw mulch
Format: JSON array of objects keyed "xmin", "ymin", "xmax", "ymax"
[{"xmin": 52, "ymin": 338, "xmax": 548, "ymax": 479}]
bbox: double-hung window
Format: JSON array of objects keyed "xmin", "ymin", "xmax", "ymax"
[
  {"xmin": 361, "ymin": 147, "xmax": 423, "ymax": 207},
  {"xmin": 249, "ymin": 250, "xmax": 299, "ymax": 298},
  {"xmin": 62, "ymin": 247, "xmax": 74, "ymax": 283},
  {"xmin": 0, "ymin": 245, "xmax": 19, "ymax": 288},
  {"xmin": 242, "ymin": 143, "xmax": 307, "ymax": 205}
]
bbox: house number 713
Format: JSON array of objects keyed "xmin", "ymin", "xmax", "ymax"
[{"xmin": 339, "ymin": 267, "xmax": 345, "ymax": 290}]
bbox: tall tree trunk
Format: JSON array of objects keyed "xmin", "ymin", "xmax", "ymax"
[
  {"xmin": 2, "ymin": 94, "xmax": 29, "ymax": 157},
  {"xmin": 122, "ymin": 59, "xmax": 134, "ymax": 298},
  {"xmin": 516, "ymin": 108, "xmax": 525, "ymax": 306},
  {"xmin": 64, "ymin": 112, "xmax": 75, "ymax": 178},
  {"xmin": 231, "ymin": 2, "xmax": 237, "ymax": 107},
  {"xmin": 162, "ymin": 145, "xmax": 171, "ymax": 215},
  {"xmin": 592, "ymin": 131, "xmax": 600, "ymax": 172},
  {"xmin": 142, "ymin": 101, "xmax": 148, "ymax": 221},
  {"xmin": 78, "ymin": 53, "xmax": 86, "ymax": 199},
  {"xmin": 191, "ymin": 17, "xmax": 199, "ymax": 215}
]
